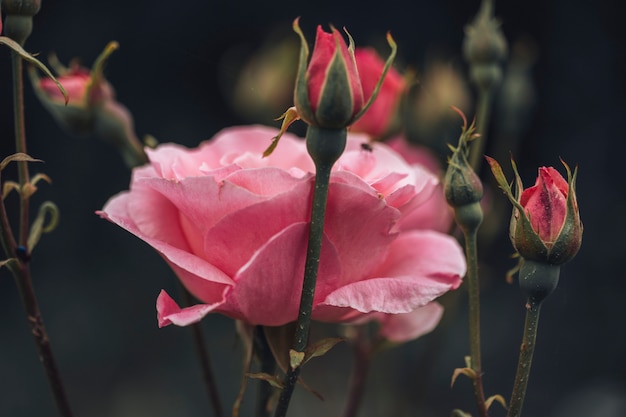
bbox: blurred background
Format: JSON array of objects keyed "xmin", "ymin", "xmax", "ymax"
[{"xmin": 1, "ymin": 0, "xmax": 624, "ymax": 416}]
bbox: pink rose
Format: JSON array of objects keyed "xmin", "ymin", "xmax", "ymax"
[
  {"xmin": 99, "ymin": 125, "xmax": 465, "ymax": 342},
  {"xmin": 294, "ymin": 20, "xmax": 364, "ymax": 128},
  {"xmin": 350, "ymin": 48, "xmax": 406, "ymax": 138}
]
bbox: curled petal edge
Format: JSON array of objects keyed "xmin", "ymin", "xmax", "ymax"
[{"xmin": 156, "ymin": 289, "xmax": 220, "ymax": 328}]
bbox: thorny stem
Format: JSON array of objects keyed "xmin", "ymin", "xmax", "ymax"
[
  {"xmin": 507, "ymin": 302, "xmax": 541, "ymax": 417},
  {"xmin": 273, "ymin": 127, "xmax": 346, "ymax": 417},
  {"xmin": 464, "ymin": 228, "xmax": 489, "ymax": 417},
  {"xmin": 179, "ymin": 283, "xmax": 224, "ymax": 417}
]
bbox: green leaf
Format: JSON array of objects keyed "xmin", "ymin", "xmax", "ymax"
[{"xmin": 27, "ymin": 201, "xmax": 60, "ymax": 254}]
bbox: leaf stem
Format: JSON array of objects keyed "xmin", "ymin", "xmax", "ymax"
[{"xmin": 273, "ymin": 127, "xmax": 346, "ymax": 417}]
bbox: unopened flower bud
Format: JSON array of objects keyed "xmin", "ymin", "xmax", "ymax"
[
  {"xmin": 294, "ymin": 20, "xmax": 364, "ymax": 129},
  {"xmin": 463, "ymin": 0, "xmax": 507, "ymax": 91},
  {"xmin": 1, "ymin": 0, "xmax": 41, "ymax": 45},
  {"xmin": 29, "ymin": 42, "xmax": 148, "ymax": 168},
  {"xmin": 487, "ymin": 157, "xmax": 583, "ymax": 265},
  {"xmin": 444, "ymin": 111, "xmax": 483, "ymax": 231}
]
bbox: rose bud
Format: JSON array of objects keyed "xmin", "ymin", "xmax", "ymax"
[
  {"xmin": 29, "ymin": 42, "xmax": 118, "ymax": 135},
  {"xmin": 487, "ymin": 157, "xmax": 582, "ymax": 265},
  {"xmin": 350, "ymin": 48, "xmax": 406, "ymax": 139},
  {"xmin": 293, "ymin": 20, "xmax": 364, "ymax": 129},
  {"xmin": 29, "ymin": 42, "xmax": 147, "ymax": 167},
  {"xmin": 444, "ymin": 110, "xmax": 483, "ymax": 232}
]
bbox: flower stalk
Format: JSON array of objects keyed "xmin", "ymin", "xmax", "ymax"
[
  {"xmin": 444, "ymin": 112, "xmax": 488, "ymax": 417},
  {"xmin": 0, "ymin": 5, "xmax": 75, "ymax": 414},
  {"xmin": 0, "ymin": 41, "xmax": 75, "ymax": 417},
  {"xmin": 273, "ymin": 126, "xmax": 347, "ymax": 417},
  {"xmin": 463, "ymin": 0, "xmax": 507, "ymax": 171},
  {"xmin": 507, "ymin": 261, "xmax": 559, "ymax": 417}
]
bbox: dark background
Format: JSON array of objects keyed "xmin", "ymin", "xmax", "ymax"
[{"xmin": 1, "ymin": 0, "xmax": 625, "ymax": 416}]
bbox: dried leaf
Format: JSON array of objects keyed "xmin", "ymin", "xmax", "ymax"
[
  {"xmin": 247, "ymin": 373, "xmax": 285, "ymax": 389},
  {"xmin": 303, "ymin": 337, "xmax": 344, "ymax": 365},
  {"xmin": 485, "ymin": 394, "xmax": 507, "ymax": 410},
  {"xmin": 0, "ymin": 153, "xmax": 42, "ymax": 171},
  {"xmin": 450, "ymin": 367, "xmax": 477, "ymax": 388}
]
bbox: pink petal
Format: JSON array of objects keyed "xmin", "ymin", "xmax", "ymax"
[
  {"xmin": 322, "ymin": 181, "xmax": 400, "ymax": 287},
  {"xmin": 321, "ymin": 230, "xmax": 464, "ymax": 313},
  {"xmin": 156, "ymin": 290, "xmax": 220, "ymax": 327},
  {"xmin": 99, "ymin": 184, "xmax": 234, "ymax": 306},
  {"xmin": 377, "ymin": 302, "xmax": 444, "ymax": 342},
  {"xmin": 202, "ymin": 178, "xmax": 312, "ymax": 277},
  {"xmin": 222, "ymin": 223, "xmax": 342, "ymax": 326}
]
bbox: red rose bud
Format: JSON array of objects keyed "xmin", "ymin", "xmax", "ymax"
[
  {"xmin": 30, "ymin": 41, "xmax": 148, "ymax": 167},
  {"xmin": 294, "ymin": 20, "xmax": 364, "ymax": 128},
  {"xmin": 29, "ymin": 42, "xmax": 118, "ymax": 135},
  {"xmin": 266, "ymin": 21, "xmax": 396, "ymax": 156},
  {"xmin": 350, "ymin": 48, "xmax": 406, "ymax": 138},
  {"xmin": 487, "ymin": 157, "xmax": 582, "ymax": 265}
]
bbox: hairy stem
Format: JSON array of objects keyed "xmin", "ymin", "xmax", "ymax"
[
  {"xmin": 507, "ymin": 302, "xmax": 541, "ymax": 417},
  {"xmin": 464, "ymin": 228, "xmax": 489, "ymax": 417},
  {"xmin": 11, "ymin": 52, "xmax": 30, "ymax": 247}
]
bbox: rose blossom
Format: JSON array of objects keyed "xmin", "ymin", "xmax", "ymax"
[{"xmin": 99, "ymin": 125, "xmax": 465, "ymax": 342}]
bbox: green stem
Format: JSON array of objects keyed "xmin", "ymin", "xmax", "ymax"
[
  {"xmin": 464, "ymin": 228, "xmax": 489, "ymax": 417},
  {"xmin": 11, "ymin": 51, "xmax": 30, "ymax": 248},
  {"xmin": 507, "ymin": 302, "xmax": 541, "ymax": 417},
  {"xmin": 469, "ymin": 89, "xmax": 493, "ymax": 172},
  {"xmin": 179, "ymin": 284, "xmax": 224, "ymax": 417},
  {"xmin": 273, "ymin": 127, "xmax": 346, "ymax": 417}
]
